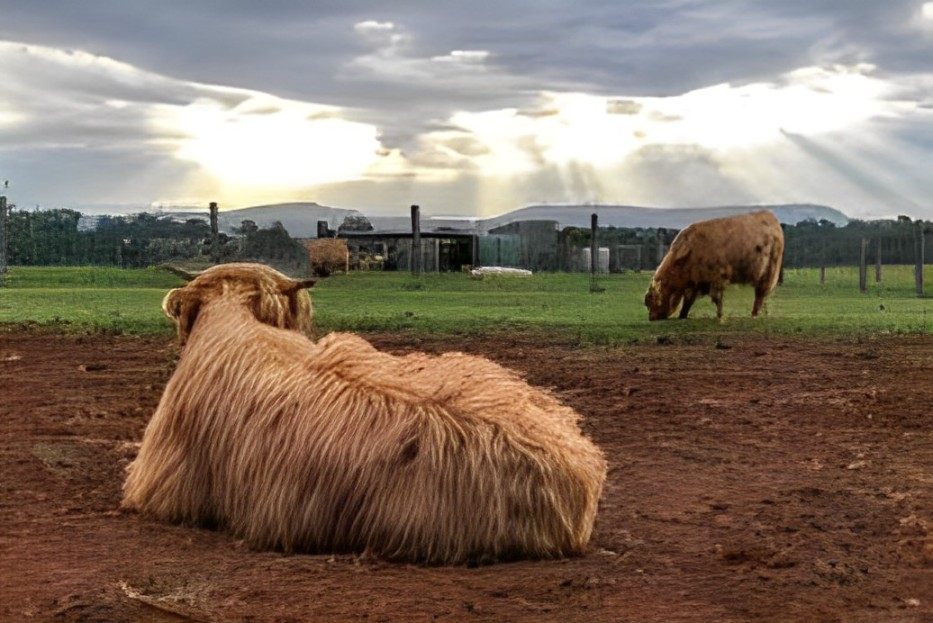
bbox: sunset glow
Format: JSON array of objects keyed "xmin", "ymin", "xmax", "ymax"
[{"xmin": 159, "ymin": 95, "xmax": 382, "ymax": 189}]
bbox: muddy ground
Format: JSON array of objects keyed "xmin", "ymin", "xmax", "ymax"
[{"xmin": 0, "ymin": 330, "xmax": 930, "ymax": 622}]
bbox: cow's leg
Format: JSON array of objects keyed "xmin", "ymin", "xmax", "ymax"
[
  {"xmin": 678, "ymin": 288, "xmax": 697, "ymax": 319},
  {"xmin": 752, "ymin": 286, "xmax": 766, "ymax": 317},
  {"xmin": 710, "ymin": 287, "xmax": 725, "ymax": 320}
]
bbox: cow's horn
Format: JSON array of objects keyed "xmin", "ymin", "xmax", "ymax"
[
  {"xmin": 162, "ymin": 265, "xmax": 200, "ymax": 281},
  {"xmin": 288, "ymin": 278, "xmax": 318, "ymax": 292}
]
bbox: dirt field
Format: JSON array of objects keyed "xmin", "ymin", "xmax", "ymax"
[{"xmin": 1, "ymin": 329, "xmax": 930, "ymax": 622}]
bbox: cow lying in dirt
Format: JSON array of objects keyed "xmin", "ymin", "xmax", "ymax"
[
  {"xmin": 122, "ymin": 263, "xmax": 606, "ymax": 565},
  {"xmin": 644, "ymin": 210, "xmax": 784, "ymax": 320}
]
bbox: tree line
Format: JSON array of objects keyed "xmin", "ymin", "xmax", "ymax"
[
  {"xmin": 1, "ymin": 206, "xmax": 929, "ymax": 270},
  {"xmin": 3, "ymin": 209, "xmax": 307, "ymax": 269},
  {"xmin": 565, "ymin": 216, "xmax": 931, "ymax": 270},
  {"xmin": 779, "ymin": 216, "xmax": 929, "ymax": 268}
]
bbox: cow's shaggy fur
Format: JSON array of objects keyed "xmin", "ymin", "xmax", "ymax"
[
  {"xmin": 123, "ymin": 263, "xmax": 606, "ymax": 565},
  {"xmin": 645, "ymin": 210, "xmax": 784, "ymax": 320},
  {"xmin": 304, "ymin": 238, "xmax": 349, "ymax": 277},
  {"xmin": 160, "ymin": 262, "xmax": 317, "ymax": 344}
]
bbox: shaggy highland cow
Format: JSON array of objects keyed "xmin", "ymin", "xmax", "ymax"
[
  {"xmin": 645, "ymin": 210, "xmax": 784, "ymax": 320},
  {"xmin": 304, "ymin": 238, "xmax": 350, "ymax": 277},
  {"xmin": 123, "ymin": 263, "xmax": 606, "ymax": 565}
]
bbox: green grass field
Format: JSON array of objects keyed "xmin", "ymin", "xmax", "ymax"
[{"xmin": 1, "ymin": 265, "xmax": 930, "ymax": 343}]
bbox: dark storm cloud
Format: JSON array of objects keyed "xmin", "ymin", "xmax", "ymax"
[
  {"xmin": 2, "ymin": 1, "xmax": 919, "ymax": 99},
  {"xmin": 1, "ymin": 0, "xmax": 932, "ymax": 217},
  {"xmin": 5, "ymin": 1, "xmax": 930, "ymax": 114}
]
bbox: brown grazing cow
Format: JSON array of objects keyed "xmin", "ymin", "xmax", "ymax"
[
  {"xmin": 644, "ymin": 210, "xmax": 784, "ymax": 320},
  {"xmin": 123, "ymin": 263, "xmax": 606, "ymax": 565}
]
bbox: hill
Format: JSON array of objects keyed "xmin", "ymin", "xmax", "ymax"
[
  {"xmin": 162, "ymin": 202, "xmax": 849, "ymax": 237},
  {"xmin": 165, "ymin": 202, "xmax": 357, "ymax": 237},
  {"xmin": 477, "ymin": 204, "xmax": 849, "ymax": 231}
]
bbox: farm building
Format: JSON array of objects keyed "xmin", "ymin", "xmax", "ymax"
[
  {"xmin": 332, "ymin": 217, "xmax": 653, "ymax": 273},
  {"xmin": 183, "ymin": 201, "xmax": 852, "ymax": 274}
]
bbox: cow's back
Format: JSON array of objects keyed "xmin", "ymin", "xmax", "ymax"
[{"xmin": 673, "ymin": 210, "xmax": 782, "ymax": 286}]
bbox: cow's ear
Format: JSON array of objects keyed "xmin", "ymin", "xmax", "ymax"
[
  {"xmin": 161, "ymin": 288, "xmax": 184, "ymax": 320},
  {"xmin": 162, "ymin": 288, "xmax": 200, "ymax": 345},
  {"xmin": 669, "ymin": 243, "xmax": 691, "ymax": 265}
]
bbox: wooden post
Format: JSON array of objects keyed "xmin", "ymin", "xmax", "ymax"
[
  {"xmin": 471, "ymin": 235, "xmax": 479, "ymax": 269},
  {"xmin": 875, "ymin": 238, "xmax": 882, "ymax": 283},
  {"xmin": 820, "ymin": 264, "xmax": 826, "ymax": 285},
  {"xmin": 590, "ymin": 213, "xmax": 598, "ymax": 276},
  {"xmin": 589, "ymin": 213, "xmax": 604, "ymax": 292},
  {"xmin": 859, "ymin": 238, "xmax": 868, "ymax": 292},
  {"xmin": 209, "ymin": 202, "xmax": 219, "ymax": 263},
  {"xmin": 0, "ymin": 194, "xmax": 8, "ymax": 278},
  {"xmin": 410, "ymin": 204, "xmax": 421, "ymax": 277},
  {"xmin": 917, "ymin": 224, "xmax": 925, "ymax": 297}
]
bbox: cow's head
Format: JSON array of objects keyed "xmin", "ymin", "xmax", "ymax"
[
  {"xmin": 644, "ymin": 278, "xmax": 682, "ymax": 321},
  {"xmin": 161, "ymin": 263, "xmax": 317, "ymax": 345}
]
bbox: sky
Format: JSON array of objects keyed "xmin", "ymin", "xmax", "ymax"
[{"xmin": 1, "ymin": 1, "xmax": 932, "ymax": 220}]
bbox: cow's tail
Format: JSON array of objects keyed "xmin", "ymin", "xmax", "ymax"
[{"xmin": 766, "ymin": 235, "xmax": 784, "ymax": 291}]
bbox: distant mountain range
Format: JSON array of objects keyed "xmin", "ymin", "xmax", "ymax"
[{"xmin": 163, "ymin": 202, "xmax": 850, "ymax": 238}]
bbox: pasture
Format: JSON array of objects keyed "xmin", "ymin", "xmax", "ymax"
[
  {"xmin": 1, "ymin": 265, "xmax": 931, "ymax": 340},
  {"xmin": 1, "ymin": 266, "xmax": 931, "ymax": 621}
]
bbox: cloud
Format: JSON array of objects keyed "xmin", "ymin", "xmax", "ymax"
[
  {"xmin": 347, "ymin": 19, "xmax": 495, "ymax": 85},
  {"xmin": 353, "ymin": 20, "xmax": 410, "ymax": 50},
  {"xmin": 0, "ymin": 40, "xmax": 396, "ymax": 208},
  {"xmin": 431, "ymin": 50, "xmax": 490, "ymax": 64},
  {"xmin": 2, "ymin": 2, "xmax": 933, "ymax": 220},
  {"xmin": 387, "ymin": 63, "xmax": 933, "ymax": 216}
]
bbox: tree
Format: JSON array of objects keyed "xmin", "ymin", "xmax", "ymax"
[{"xmin": 339, "ymin": 215, "xmax": 374, "ymax": 232}]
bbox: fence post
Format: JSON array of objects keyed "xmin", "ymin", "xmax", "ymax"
[
  {"xmin": 875, "ymin": 238, "xmax": 882, "ymax": 283},
  {"xmin": 590, "ymin": 214, "xmax": 598, "ymax": 275},
  {"xmin": 410, "ymin": 204, "xmax": 421, "ymax": 277},
  {"xmin": 859, "ymin": 238, "xmax": 868, "ymax": 292},
  {"xmin": 0, "ymin": 195, "xmax": 8, "ymax": 275},
  {"xmin": 0, "ymin": 194, "xmax": 8, "ymax": 280},
  {"xmin": 917, "ymin": 223, "xmax": 925, "ymax": 297},
  {"xmin": 590, "ymin": 213, "xmax": 604, "ymax": 292},
  {"xmin": 209, "ymin": 202, "xmax": 219, "ymax": 263}
]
